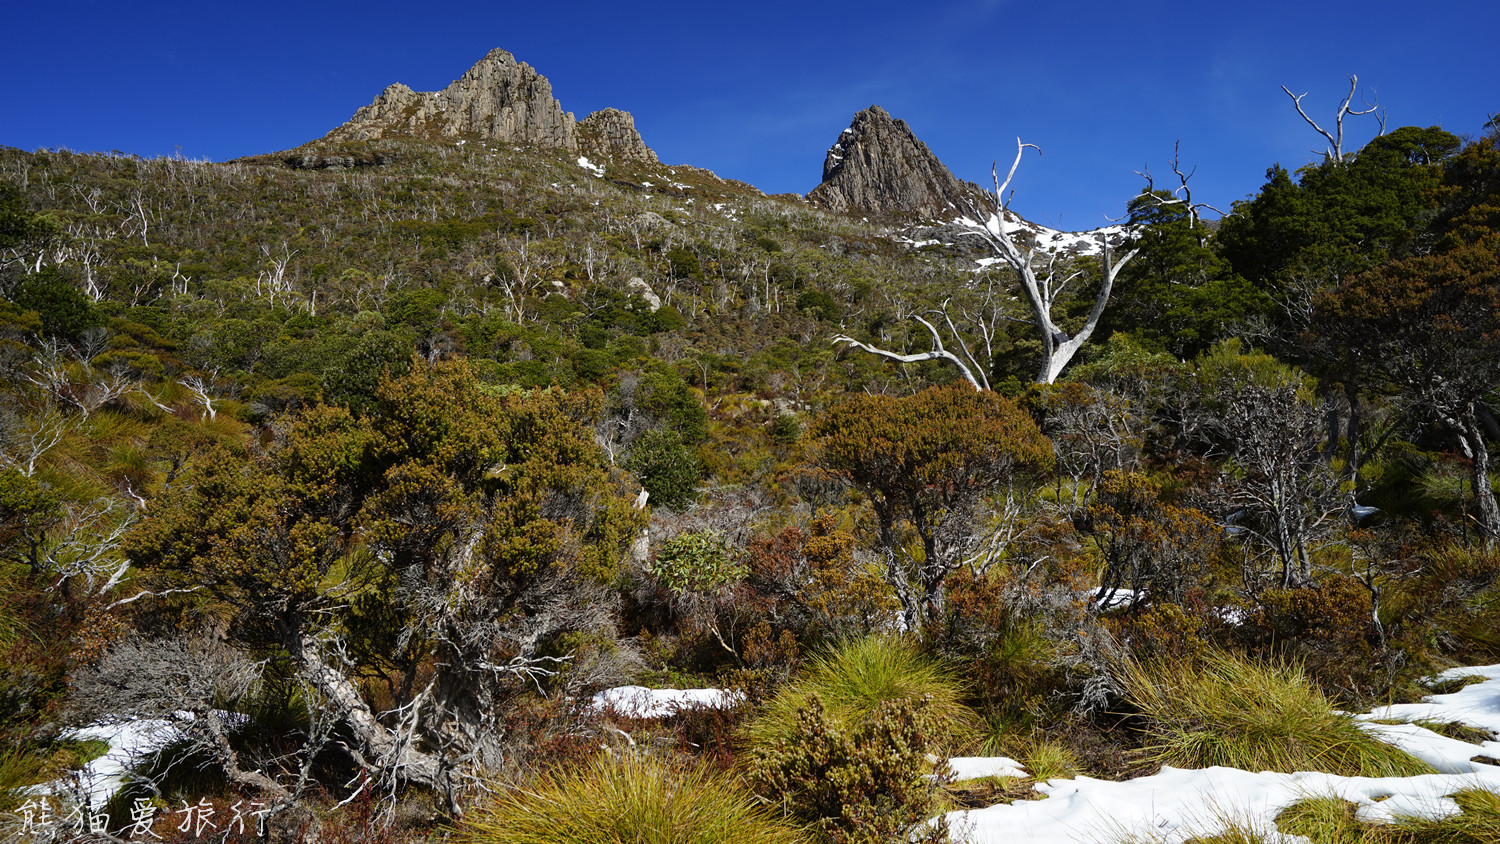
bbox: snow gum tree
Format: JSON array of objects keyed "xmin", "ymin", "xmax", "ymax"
[{"xmin": 811, "ymin": 384, "xmax": 1053, "ymax": 628}]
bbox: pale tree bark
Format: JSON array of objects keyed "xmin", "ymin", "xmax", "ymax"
[
  {"xmin": 1135, "ymin": 140, "xmax": 1224, "ymax": 231},
  {"xmin": 965, "ymin": 139, "xmax": 1140, "ymax": 384},
  {"xmin": 1281, "ymin": 74, "xmax": 1385, "ymax": 164},
  {"xmin": 1450, "ymin": 406, "xmax": 1500, "ymax": 550},
  {"xmin": 832, "ymin": 312, "xmax": 987, "ymax": 391}
]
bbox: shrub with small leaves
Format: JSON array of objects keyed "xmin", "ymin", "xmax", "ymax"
[{"xmin": 746, "ymin": 693, "xmax": 951, "ymax": 844}]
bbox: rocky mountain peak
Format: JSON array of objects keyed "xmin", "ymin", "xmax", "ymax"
[
  {"xmin": 318, "ymin": 49, "xmax": 656, "ymax": 164},
  {"xmin": 579, "ymin": 108, "xmax": 658, "ymax": 165},
  {"xmin": 808, "ymin": 105, "xmax": 979, "ymax": 218}
]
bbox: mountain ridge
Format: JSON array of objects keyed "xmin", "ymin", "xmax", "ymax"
[{"xmin": 319, "ymin": 47, "xmax": 657, "ymax": 165}]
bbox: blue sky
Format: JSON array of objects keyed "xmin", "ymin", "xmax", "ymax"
[{"xmin": 3, "ymin": 0, "xmax": 1495, "ymax": 230}]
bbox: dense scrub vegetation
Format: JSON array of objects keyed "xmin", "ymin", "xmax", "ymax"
[{"xmin": 1, "ymin": 107, "xmax": 1499, "ymax": 842}]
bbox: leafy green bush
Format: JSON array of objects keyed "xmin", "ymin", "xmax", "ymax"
[
  {"xmin": 746, "ymin": 694, "xmax": 950, "ymax": 844},
  {"xmin": 1124, "ymin": 651, "xmax": 1431, "ymax": 777},
  {"xmin": 12, "ymin": 268, "xmax": 101, "ymax": 340},
  {"xmin": 628, "ymin": 428, "xmax": 702, "ymax": 509},
  {"xmin": 460, "ymin": 752, "xmax": 808, "ymax": 844},
  {"xmin": 652, "ymin": 530, "xmax": 744, "ymax": 596}
]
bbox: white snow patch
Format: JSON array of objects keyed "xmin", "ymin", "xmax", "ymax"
[
  {"xmin": 947, "ymin": 664, "xmax": 1500, "ymax": 843},
  {"xmin": 32, "ymin": 719, "xmax": 182, "ymax": 811},
  {"xmin": 958, "ymin": 213, "xmax": 1135, "ymax": 261},
  {"xmin": 948, "ymin": 756, "xmax": 1030, "ymax": 781},
  {"xmin": 1089, "ymin": 587, "xmax": 1140, "ymax": 611},
  {"xmin": 589, "ymin": 686, "xmax": 745, "ymax": 719},
  {"xmin": 577, "ymin": 156, "xmax": 605, "ymax": 177},
  {"xmin": 949, "ymin": 766, "xmax": 1500, "ymax": 844}
]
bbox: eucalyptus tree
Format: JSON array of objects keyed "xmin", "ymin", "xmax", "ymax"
[{"xmin": 833, "ymin": 140, "xmax": 1138, "ymax": 385}]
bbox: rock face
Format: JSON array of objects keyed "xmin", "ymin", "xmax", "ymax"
[
  {"xmin": 320, "ymin": 48, "xmax": 655, "ymax": 163},
  {"xmin": 579, "ymin": 108, "xmax": 658, "ymax": 165},
  {"xmin": 808, "ymin": 105, "xmax": 978, "ymax": 218}
]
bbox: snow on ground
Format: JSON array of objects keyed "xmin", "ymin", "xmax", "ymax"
[
  {"xmin": 949, "ymin": 756, "xmax": 1029, "ymax": 780},
  {"xmin": 37, "ymin": 666, "xmax": 1500, "ymax": 842},
  {"xmin": 576, "ymin": 156, "xmax": 605, "ymax": 177},
  {"xmin": 32, "ymin": 719, "xmax": 181, "ymax": 811},
  {"xmin": 589, "ymin": 686, "xmax": 745, "ymax": 719},
  {"xmin": 950, "ymin": 766, "xmax": 1500, "ymax": 844},
  {"xmin": 945, "ymin": 664, "xmax": 1500, "ymax": 844},
  {"xmin": 1364, "ymin": 664, "xmax": 1500, "ymax": 738}
]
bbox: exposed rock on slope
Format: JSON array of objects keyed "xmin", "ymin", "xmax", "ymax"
[
  {"xmin": 579, "ymin": 108, "xmax": 658, "ymax": 165},
  {"xmin": 808, "ymin": 105, "xmax": 980, "ymax": 218},
  {"xmin": 319, "ymin": 48, "xmax": 655, "ymax": 164}
]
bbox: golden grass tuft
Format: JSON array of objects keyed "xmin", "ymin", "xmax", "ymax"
[
  {"xmin": 1124, "ymin": 651, "xmax": 1432, "ymax": 778},
  {"xmin": 460, "ymin": 752, "xmax": 809, "ymax": 844}
]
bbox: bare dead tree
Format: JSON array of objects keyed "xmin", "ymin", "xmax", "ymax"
[
  {"xmin": 180, "ymin": 370, "xmax": 219, "ymax": 422},
  {"xmin": 832, "ymin": 310, "xmax": 988, "ymax": 390},
  {"xmin": 25, "ymin": 339, "xmax": 139, "ymax": 420},
  {"xmin": 67, "ymin": 635, "xmax": 320, "ymax": 826},
  {"xmin": 0, "ymin": 404, "xmax": 71, "ymax": 477},
  {"xmin": 1281, "ymin": 74, "xmax": 1386, "ymax": 164},
  {"xmin": 962, "ymin": 139, "xmax": 1140, "ymax": 384},
  {"xmin": 1135, "ymin": 141, "xmax": 1224, "ymax": 231}
]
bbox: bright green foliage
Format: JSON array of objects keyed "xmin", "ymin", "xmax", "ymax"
[
  {"xmin": 746, "ymin": 693, "xmax": 951, "ymax": 844},
  {"xmin": 0, "ymin": 467, "xmax": 62, "ymax": 577},
  {"xmin": 652, "ymin": 529, "xmax": 744, "ymax": 596},
  {"xmin": 461, "ymin": 752, "xmax": 809, "ymax": 844},
  {"xmin": 628, "ymin": 428, "xmax": 702, "ymax": 510},
  {"xmin": 1124, "ymin": 651, "xmax": 1431, "ymax": 778},
  {"xmin": 1219, "ymin": 127, "xmax": 1461, "ymax": 295},
  {"xmin": 1102, "ymin": 193, "xmax": 1269, "ymax": 357},
  {"xmin": 813, "ymin": 384, "xmax": 1053, "ymax": 624},
  {"xmin": 11, "ymin": 269, "xmax": 102, "ymax": 341},
  {"xmin": 636, "ymin": 366, "xmax": 707, "ymax": 444}
]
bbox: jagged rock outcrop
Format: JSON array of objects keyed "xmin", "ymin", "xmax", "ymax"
[
  {"xmin": 319, "ymin": 49, "xmax": 657, "ymax": 164},
  {"xmin": 579, "ymin": 108, "xmax": 657, "ymax": 165},
  {"xmin": 808, "ymin": 105, "xmax": 979, "ymax": 218}
]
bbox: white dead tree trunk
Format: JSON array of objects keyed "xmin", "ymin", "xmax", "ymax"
[
  {"xmin": 833, "ymin": 311, "xmax": 988, "ymax": 390},
  {"xmin": 1281, "ymin": 74, "xmax": 1385, "ymax": 164},
  {"xmin": 965, "ymin": 139, "xmax": 1139, "ymax": 384}
]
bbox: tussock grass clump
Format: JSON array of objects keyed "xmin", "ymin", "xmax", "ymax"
[
  {"xmin": 743, "ymin": 635, "xmax": 980, "ymax": 753},
  {"xmin": 460, "ymin": 752, "xmax": 808, "ymax": 844},
  {"xmin": 0, "ymin": 747, "xmax": 48, "ymax": 814},
  {"xmin": 1124, "ymin": 651, "xmax": 1432, "ymax": 778},
  {"xmin": 1277, "ymin": 789, "xmax": 1500, "ymax": 843}
]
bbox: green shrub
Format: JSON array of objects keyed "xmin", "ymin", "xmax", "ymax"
[
  {"xmin": 628, "ymin": 428, "xmax": 702, "ymax": 510},
  {"xmin": 746, "ymin": 694, "xmax": 950, "ymax": 844},
  {"xmin": 460, "ymin": 752, "xmax": 807, "ymax": 844},
  {"xmin": 653, "ymin": 530, "xmax": 744, "ymax": 596},
  {"xmin": 12, "ymin": 268, "xmax": 101, "ymax": 340},
  {"xmin": 1124, "ymin": 651, "xmax": 1431, "ymax": 778}
]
